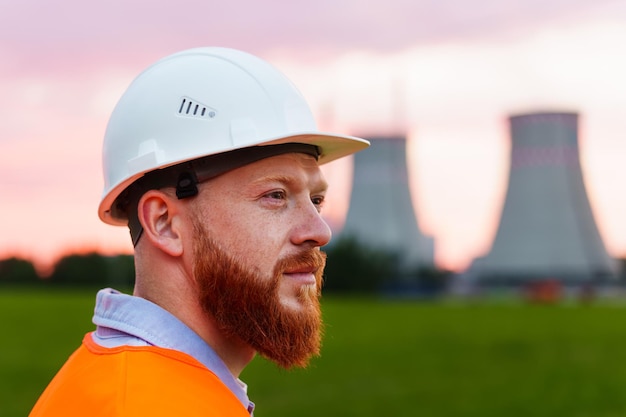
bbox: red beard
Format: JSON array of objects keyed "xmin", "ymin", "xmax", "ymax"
[{"xmin": 192, "ymin": 220, "xmax": 326, "ymax": 369}]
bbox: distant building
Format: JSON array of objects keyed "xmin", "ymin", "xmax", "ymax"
[
  {"xmin": 468, "ymin": 111, "xmax": 618, "ymax": 284},
  {"xmin": 340, "ymin": 136, "xmax": 434, "ymax": 270}
]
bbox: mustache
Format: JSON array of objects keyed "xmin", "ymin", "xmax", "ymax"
[{"xmin": 275, "ymin": 250, "xmax": 327, "ymax": 275}]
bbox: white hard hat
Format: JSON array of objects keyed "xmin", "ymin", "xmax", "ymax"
[{"xmin": 99, "ymin": 47, "xmax": 369, "ymax": 226}]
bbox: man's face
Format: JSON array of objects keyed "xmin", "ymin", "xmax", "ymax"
[{"xmin": 189, "ymin": 153, "xmax": 332, "ymax": 368}]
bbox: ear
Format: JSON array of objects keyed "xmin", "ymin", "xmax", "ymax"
[{"xmin": 137, "ymin": 190, "xmax": 185, "ymax": 257}]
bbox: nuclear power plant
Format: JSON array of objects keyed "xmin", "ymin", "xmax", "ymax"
[
  {"xmin": 340, "ymin": 136, "xmax": 434, "ymax": 270},
  {"xmin": 468, "ymin": 111, "xmax": 618, "ymax": 284}
]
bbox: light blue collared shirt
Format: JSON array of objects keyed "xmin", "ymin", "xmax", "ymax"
[{"xmin": 90, "ymin": 288, "xmax": 255, "ymax": 415}]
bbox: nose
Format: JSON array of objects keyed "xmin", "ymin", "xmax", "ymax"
[{"xmin": 290, "ymin": 202, "xmax": 332, "ymax": 248}]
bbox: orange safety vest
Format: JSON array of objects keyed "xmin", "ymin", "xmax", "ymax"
[{"xmin": 30, "ymin": 333, "xmax": 250, "ymax": 417}]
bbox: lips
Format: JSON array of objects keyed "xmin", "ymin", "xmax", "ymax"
[
  {"xmin": 276, "ymin": 251, "xmax": 326, "ymax": 286},
  {"xmin": 285, "ymin": 265, "xmax": 318, "ymax": 275},
  {"xmin": 283, "ymin": 268, "xmax": 318, "ymax": 285}
]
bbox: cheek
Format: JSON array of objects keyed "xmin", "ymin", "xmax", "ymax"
[
  {"xmin": 200, "ymin": 201, "xmax": 291, "ymax": 270},
  {"xmin": 215, "ymin": 218, "xmax": 285, "ymax": 272}
]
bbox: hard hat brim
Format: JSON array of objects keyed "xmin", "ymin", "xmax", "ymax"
[{"xmin": 98, "ymin": 132, "xmax": 369, "ymax": 226}]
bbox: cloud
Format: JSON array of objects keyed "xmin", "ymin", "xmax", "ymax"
[{"xmin": 2, "ymin": 0, "xmax": 623, "ymax": 75}]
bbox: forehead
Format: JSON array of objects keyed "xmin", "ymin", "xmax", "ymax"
[{"xmin": 211, "ymin": 152, "xmax": 326, "ymax": 187}]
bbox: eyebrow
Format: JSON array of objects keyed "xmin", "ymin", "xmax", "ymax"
[{"xmin": 251, "ymin": 174, "xmax": 328, "ymax": 193}]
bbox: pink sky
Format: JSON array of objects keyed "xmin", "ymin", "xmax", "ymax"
[{"xmin": 2, "ymin": 0, "xmax": 626, "ymax": 273}]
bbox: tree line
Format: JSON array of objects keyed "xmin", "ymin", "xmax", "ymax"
[
  {"xmin": 0, "ymin": 237, "xmax": 450, "ymax": 294},
  {"xmin": 0, "ymin": 253, "xmax": 135, "ymax": 288}
]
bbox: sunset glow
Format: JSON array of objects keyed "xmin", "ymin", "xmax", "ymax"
[{"xmin": 2, "ymin": 0, "xmax": 626, "ymax": 274}]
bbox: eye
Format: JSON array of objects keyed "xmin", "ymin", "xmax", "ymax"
[
  {"xmin": 311, "ymin": 195, "xmax": 325, "ymax": 210},
  {"xmin": 264, "ymin": 190, "xmax": 286, "ymax": 200}
]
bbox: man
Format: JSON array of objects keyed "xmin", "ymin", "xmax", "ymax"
[{"xmin": 29, "ymin": 47, "xmax": 368, "ymax": 416}]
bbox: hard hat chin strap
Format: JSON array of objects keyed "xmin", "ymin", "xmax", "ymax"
[
  {"xmin": 124, "ymin": 143, "xmax": 321, "ymax": 246},
  {"xmin": 129, "ymin": 213, "xmax": 145, "ymax": 247},
  {"xmin": 175, "ymin": 172, "xmax": 200, "ymax": 199}
]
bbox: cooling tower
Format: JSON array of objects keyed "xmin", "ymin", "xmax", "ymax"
[
  {"xmin": 470, "ymin": 112, "xmax": 617, "ymax": 283},
  {"xmin": 340, "ymin": 136, "xmax": 434, "ymax": 269}
]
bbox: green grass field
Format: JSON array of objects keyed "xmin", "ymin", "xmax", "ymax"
[{"xmin": 4, "ymin": 288, "xmax": 626, "ymax": 416}]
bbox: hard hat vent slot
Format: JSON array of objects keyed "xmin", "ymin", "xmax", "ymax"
[{"xmin": 178, "ymin": 97, "xmax": 216, "ymax": 119}]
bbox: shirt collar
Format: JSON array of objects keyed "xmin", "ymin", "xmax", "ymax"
[{"xmin": 92, "ymin": 288, "xmax": 254, "ymax": 413}]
